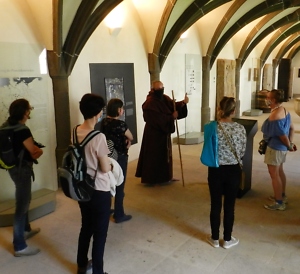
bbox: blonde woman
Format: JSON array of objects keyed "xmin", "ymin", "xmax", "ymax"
[{"xmin": 206, "ymin": 97, "xmax": 246, "ymax": 249}]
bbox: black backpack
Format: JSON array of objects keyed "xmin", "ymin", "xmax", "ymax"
[
  {"xmin": 57, "ymin": 125, "xmax": 101, "ymax": 202},
  {"xmin": 0, "ymin": 124, "xmax": 26, "ymax": 170}
]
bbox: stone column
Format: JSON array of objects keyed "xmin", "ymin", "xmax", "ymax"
[
  {"xmin": 148, "ymin": 53, "xmax": 161, "ymax": 84},
  {"xmin": 51, "ymin": 76, "xmax": 71, "ymax": 167},
  {"xmin": 47, "ymin": 50, "xmax": 71, "ymax": 167}
]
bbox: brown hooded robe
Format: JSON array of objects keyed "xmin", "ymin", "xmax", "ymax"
[{"xmin": 135, "ymin": 91, "xmax": 188, "ymax": 184}]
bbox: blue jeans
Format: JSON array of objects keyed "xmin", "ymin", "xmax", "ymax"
[
  {"xmin": 114, "ymin": 154, "xmax": 128, "ymax": 219},
  {"xmin": 77, "ymin": 190, "xmax": 111, "ymax": 274},
  {"xmin": 8, "ymin": 164, "xmax": 33, "ymax": 251},
  {"xmin": 208, "ymin": 164, "xmax": 240, "ymax": 241}
]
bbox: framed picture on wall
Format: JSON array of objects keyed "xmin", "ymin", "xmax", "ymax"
[{"xmin": 104, "ymin": 77, "xmax": 125, "ymax": 121}]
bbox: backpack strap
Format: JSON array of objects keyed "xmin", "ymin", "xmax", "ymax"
[
  {"xmin": 72, "ymin": 125, "xmax": 101, "ymax": 181},
  {"xmin": 80, "ymin": 130, "xmax": 101, "ymax": 147},
  {"xmin": 72, "ymin": 125, "xmax": 101, "ymax": 147},
  {"xmin": 72, "ymin": 125, "xmax": 80, "ymax": 145},
  {"xmin": 0, "ymin": 123, "xmax": 27, "ymax": 131}
]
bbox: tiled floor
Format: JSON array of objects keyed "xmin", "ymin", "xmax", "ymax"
[{"xmin": 1, "ymin": 99, "xmax": 300, "ymax": 274}]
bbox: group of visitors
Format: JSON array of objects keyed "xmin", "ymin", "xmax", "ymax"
[
  {"xmin": 204, "ymin": 89, "xmax": 296, "ymax": 250},
  {"xmin": 3, "ymin": 94, "xmax": 133, "ymax": 274},
  {"xmin": 2, "ymin": 83, "xmax": 296, "ymax": 273}
]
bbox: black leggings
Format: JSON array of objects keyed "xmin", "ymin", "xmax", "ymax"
[{"xmin": 208, "ymin": 164, "xmax": 241, "ymax": 241}]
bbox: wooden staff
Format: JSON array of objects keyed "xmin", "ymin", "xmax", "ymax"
[{"xmin": 172, "ymin": 90, "xmax": 185, "ymax": 187}]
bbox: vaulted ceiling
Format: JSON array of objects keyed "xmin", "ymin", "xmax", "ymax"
[
  {"xmin": 52, "ymin": 0, "xmax": 300, "ymax": 76},
  {"xmin": 49, "ymin": 0, "xmax": 300, "ymax": 166}
]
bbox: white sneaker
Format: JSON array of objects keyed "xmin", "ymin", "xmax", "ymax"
[
  {"xmin": 268, "ymin": 195, "xmax": 288, "ymax": 204},
  {"xmin": 223, "ymin": 236, "xmax": 239, "ymax": 249},
  {"xmin": 14, "ymin": 246, "xmax": 40, "ymax": 257},
  {"xmin": 206, "ymin": 235, "xmax": 219, "ymax": 248},
  {"xmin": 264, "ymin": 202, "xmax": 286, "ymax": 211}
]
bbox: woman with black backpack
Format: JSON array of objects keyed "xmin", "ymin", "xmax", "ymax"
[{"xmin": 76, "ymin": 93, "xmax": 112, "ymax": 274}]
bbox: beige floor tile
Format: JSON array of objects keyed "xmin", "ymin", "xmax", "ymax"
[{"xmin": 0, "ymin": 99, "xmax": 300, "ymax": 273}]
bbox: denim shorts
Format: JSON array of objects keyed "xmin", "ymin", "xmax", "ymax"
[{"xmin": 264, "ymin": 146, "xmax": 287, "ymax": 166}]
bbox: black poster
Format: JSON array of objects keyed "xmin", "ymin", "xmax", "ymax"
[{"xmin": 89, "ymin": 63, "xmax": 137, "ymax": 145}]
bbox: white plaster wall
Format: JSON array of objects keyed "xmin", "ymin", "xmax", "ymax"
[
  {"xmin": 0, "ymin": 0, "xmax": 57, "ymax": 200},
  {"xmin": 70, "ymin": 3, "xmax": 203, "ymax": 162},
  {"xmin": 240, "ymin": 56, "xmax": 254, "ymax": 112},
  {"xmin": 69, "ymin": 1, "xmax": 149, "ymax": 162},
  {"xmin": 131, "ymin": 0, "xmax": 167, "ymax": 52},
  {"xmin": 3, "ymin": 0, "xmax": 299, "ymax": 184},
  {"xmin": 195, "ymin": 2, "xmax": 232, "ymax": 54},
  {"xmin": 26, "ymin": 0, "xmax": 53, "ymax": 49},
  {"xmin": 0, "ymin": 0, "xmax": 44, "ymax": 44},
  {"xmin": 161, "ymin": 25, "xmax": 202, "ymax": 137},
  {"xmin": 195, "ymin": 6, "xmax": 257, "ymax": 119}
]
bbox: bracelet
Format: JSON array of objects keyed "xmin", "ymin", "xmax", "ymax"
[{"xmin": 289, "ymin": 142, "xmax": 294, "ymax": 150}]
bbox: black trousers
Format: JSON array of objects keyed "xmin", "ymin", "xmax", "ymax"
[
  {"xmin": 208, "ymin": 164, "xmax": 241, "ymax": 241},
  {"xmin": 77, "ymin": 190, "xmax": 111, "ymax": 274},
  {"xmin": 114, "ymin": 154, "xmax": 128, "ymax": 219}
]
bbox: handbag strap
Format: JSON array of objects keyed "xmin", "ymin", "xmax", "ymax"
[{"xmin": 218, "ymin": 122, "xmax": 243, "ymax": 169}]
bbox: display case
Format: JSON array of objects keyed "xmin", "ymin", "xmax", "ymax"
[{"xmin": 232, "ymin": 118, "xmax": 258, "ymax": 198}]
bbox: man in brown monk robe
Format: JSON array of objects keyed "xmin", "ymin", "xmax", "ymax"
[{"xmin": 135, "ymin": 80, "xmax": 189, "ymax": 185}]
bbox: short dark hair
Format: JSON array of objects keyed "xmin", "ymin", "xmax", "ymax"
[
  {"xmin": 8, "ymin": 98, "xmax": 30, "ymax": 125},
  {"xmin": 269, "ymin": 89, "xmax": 285, "ymax": 103},
  {"xmin": 219, "ymin": 96, "xmax": 236, "ymax": 118},
  {"xmin": 79, "ymin": 93, "xmax": 105, "ymax": 120},
  {"xmin": 106, "ymin": 98, "xmax": 123, "ymax": 117}
]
